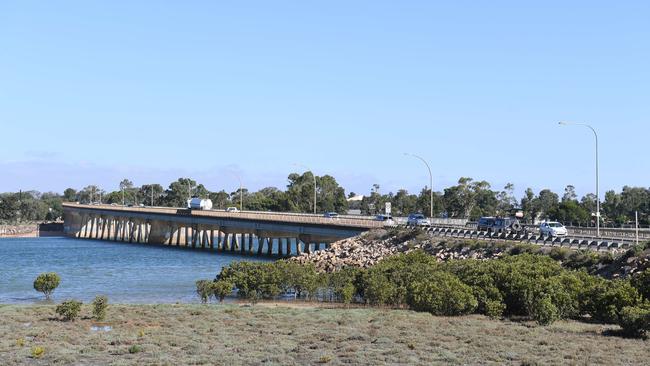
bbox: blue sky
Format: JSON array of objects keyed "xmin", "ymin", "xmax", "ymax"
[{"xmin": 1, "ymin": 1, "xmax": 648, "ymax": 198}]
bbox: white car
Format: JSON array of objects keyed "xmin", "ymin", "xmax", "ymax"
[
  {"xmin": 225, "ymin": 207, "xmax": 239, "ymax": 213},
  {"xmin": 539, "ymin": 221, "xmax": 568, "ymax": 237}
]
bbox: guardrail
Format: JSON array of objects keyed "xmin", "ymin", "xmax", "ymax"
[
  {"xmin": 63, "ymin": 203, "xmax": 384, "ymax": 229},
  {"xmin": 415, "ymin": 225, "xmax": 636, "ymax": 251}
]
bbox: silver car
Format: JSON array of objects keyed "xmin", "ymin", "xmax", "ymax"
[{"xmin": 407, "ymin": 213, "xmax": 430, "ymax": 226}]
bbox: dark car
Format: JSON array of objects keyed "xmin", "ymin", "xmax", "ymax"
[
  {"xmin": 477, "ymin": 217, "xmax": 495, "ymax": 231},
  {"xmin": 491, "ymin": 217, "xmax": 526, "ymax": 234}
]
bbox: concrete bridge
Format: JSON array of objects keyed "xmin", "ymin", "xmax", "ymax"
[{"xmin": 62, "ymin": 203, "xmax": 383, "ymax": 257}]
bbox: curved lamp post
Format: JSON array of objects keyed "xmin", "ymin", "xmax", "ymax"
[
  {"xmin": 559, "ymin": 122, "xmax": 600, "ymax": 237},
  {"xmin": 293, "ymin": 163, "xmax": 317, "ymax": 214},
  {"xmin": 404, "ymin": 153, "xmax": 433, "ymax": 218},
  {"xmin": 229, "ymin": 172, "xmax": 244, "ymax": 211}
]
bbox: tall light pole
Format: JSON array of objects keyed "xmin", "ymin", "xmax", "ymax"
[
  {"xmin": 405, "ymin": 153, "xmax": 434, "ymax": 219},
  {"xmin": 293, "ymin": 163, "xmax": 317, "ymax": 214},
  {"xmin": 559, "ymin": 122, "xmax": 600, "ymax": 237},
  {"xmin": 230, "ymin": 172, "xmax": 244, "ymax": 211}
]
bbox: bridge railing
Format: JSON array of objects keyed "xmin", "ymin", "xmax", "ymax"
[{"xmin": 63, "ymin": 203, "xmax": 385, "ymax": 229}]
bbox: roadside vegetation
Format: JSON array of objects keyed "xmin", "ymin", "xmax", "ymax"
[{"xmin": 202, "ymin": 240, "xmax": 650, "ymax": 338}]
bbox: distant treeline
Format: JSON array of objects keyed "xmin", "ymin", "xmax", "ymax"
[{"xmin": 1, "ymin": 175, "xmax": 648, "ymax": 226}]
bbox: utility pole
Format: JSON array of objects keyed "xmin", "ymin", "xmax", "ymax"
[
  {"xmin": 559, "ymin": 122, "xmax": 600, "ymax": 237},
  {"xmin": 230, "ymin": 173, "xmax": 244, "ymax": 212},
  {"xmin": 404, "ymin": 153, "xmax": 434, "ymax": 219},
  {"xmin": 634, "ymin": 211, "xmax": 639, "ymax": 245}
]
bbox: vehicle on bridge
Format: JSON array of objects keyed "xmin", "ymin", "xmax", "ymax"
[
  {"xmin": 375, "ymin": 214, "xmax": 394, "ymax": 223},
  {"xmin": 539, "ymin": 221, "xmax": 568, "ymax": 237},
  {"xmin": 478, "ymin": 216, "xmax": 527, "ymax": 235},
  {"xmin": 225, "ymin": 207, "xmax": 240, "ymax": 213},
  {"xmin": 477, "ymin": 217, "xmax": 495, "ymax": 231},
  {"xmin": 324, "ymin": 212, "xmax": 339, "ymax": 219},
  {"xmin": 407, "ymin": 213, "xmax": 430, "ymax": 226},
  {"xmin": 187, "ymin": 198, "xmax": 213, "ymax": 210}
]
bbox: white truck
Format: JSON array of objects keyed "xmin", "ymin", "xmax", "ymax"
[{"xmin": 187, "ymin": 198, "xmax": 213, "ymax": 210}]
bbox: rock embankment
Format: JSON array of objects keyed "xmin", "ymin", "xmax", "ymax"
[
  {"xmin": 0, "ymin": 224, "xmax": 39, "ymax": 237},
  {"xmin": 291, "ymin": 229, "xmax": 506, "ymax": 272}
]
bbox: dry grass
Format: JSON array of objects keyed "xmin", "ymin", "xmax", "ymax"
[{"xmin": 1, "ymin": 303, "xmax": 648, "ymax": 365}]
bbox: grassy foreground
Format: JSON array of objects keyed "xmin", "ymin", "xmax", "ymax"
[{"xmin": 1, "ymin": 303, "xmax": 648, "ymax": 365}]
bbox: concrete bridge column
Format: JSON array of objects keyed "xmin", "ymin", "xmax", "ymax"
[
  {"xmin": 247, "ymin": 234, "xmax": 254, "ymax": 254},
  {"xmin": 297, "ymin": 240, "xmax": 303, "ymax": 255},
  {"xmin": 257, "ymin": 236, "xmax": 265, "ymax": 255},
  {"xmin": 88, "ymin": 215, "xmax": 96, "ymax": 239},
  {"xmin": 79, "ymin": 215, "xmax": 88, "ymax": 238},
  {"xmin": 224, "ymin": 232, "xmax": 231, "ymax": 251},
  {"xmin": 265, "ymin": 237, "xmax": 272, "ymax": 255},
  {"xmin": 106, "ymin": 217, "xmax": 114, "ymax": 240},
  {"xmin": 240, "ymin": 234, "xmax": 246, "ymax": 254}
]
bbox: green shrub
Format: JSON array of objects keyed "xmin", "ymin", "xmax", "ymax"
[
  {"xmin": 212, "ymin": 280, "xmax": 233, "ymax": 302},
  {"xmin": 588, "ymin": 280, "xmax": 641, "ymax": 323},
  {"xmin": 548, "ymin": 247, "xmax": 571, "ymax": 262},
  {"xmin": 361, "ymin": 250, "xmax": 440, "ymax": 306},
  {"xmin": 56, "ymin": 300, "xmax": 82, "ymax": 321},
  {"xmin": 362, "ymin": 270, "xmax": 398, "ymax": 306},
  {"xmin": 92, "ymin": 295, "xmax": 108, "ymax": 321},
  {"xmin": 619, "ymin": 305, "xmax": 650, "ymax": 337},
  {"xmin": 196, "ymin": 280, "xmax": 213, "ymax": 303},
  {"xmin": 276, "ymin": 261, "xmax": 320, "ymax": 299},
  {"xmin": 218, "ymin": 262, "xmax": 283, "ymax": 300},
  {"xmin": 485, "ymin": 299, "xmax": 506, "ymax": 318},
  {"xmin": 31, "ymin": 346, "xmax": 45, "ymax": 359},
  {"xmin": 528, "ymin": 295, "xmax": 559, "ymax": 325},
  {"xmin": 631, "ymin": 269, "xmax": 650, "ymax": 301},
  {"xmin": 407, "ymin": 272, "xmax": 477, "ymax": 316},
  {"xmin": 128, "ymin": 345, "xmax": 142, "ymax": 354},
  {"xmin": 328, "ymin": 267, "xmax": 361, "ymax": 303},
  {"xmin": 33, "ymin": 272, "xmax": 60, "ymax": 300},
  {"xmin": 446, "ymin": 260, "xmax": 505, "ymax": 317}
]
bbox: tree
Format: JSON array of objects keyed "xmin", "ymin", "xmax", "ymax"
[
  {"xmin": 78, "ymin": 185, "xmax": 104, "ymax": 204},
  {"xmin": 317, "ymin": 175, "xmax": 348, "ymax": 213},
  {"xmin": 119, "ymin": 179, "xmax": 135, "ymax": 205},
  {"xmin": 552, "ymin": 200, "xmax": 590, "ymax": 226},
  {"xmin": 63, "ymin": 188, "xmax": 77, "ymax": 202},
  {"xmin": 393, "ymin": 189, "xmax": 418, "ymax": 216},
  {"xmin": 286, "ymin": 172, "xmax": 317, "ymax": 213},
  {"xmin": 33, "ymin": 272, "xmax": 61, "ymax": 300},
  {"xmin": 536, "ymin": 189, "xmax": 559, "ymax": 220},
  {"xmin": 496, "ymin": 183, "xmax": 516, "ymax": 216},
  {"xmin": 207, "ymin": 190, "xmax": 227, "ymax": 209},
  {"xmin": 562, "ymin": 185, "xmax": 578, "ymax": 202},
  {"xmin": 164, "ymin": 178, "xmax": 201, "ymax": 207},
  {"xmin": 521, "ymin": 188, "xmax": 538, "ymax": 224},
  {"xmin": 212, "ymin": 280, "xmax": 233, "ymax": 302},
  {"xmin": 140, "ymin": 184, "xmax": 164, "ymax": 206},
  {"xmin": 416, "ymin": 188, "xmax": 444, "ymax": 218}
]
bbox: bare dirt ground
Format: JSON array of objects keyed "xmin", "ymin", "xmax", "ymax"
[{"xmin": 1, "ymin": 303, "xmax": 647, "ymax": 365}]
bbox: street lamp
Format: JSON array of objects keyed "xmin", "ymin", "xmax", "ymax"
[
  {"xmin": 559, "ymin": 121, "xmax": 600, "ymax": 237},
  {"xmin": 229, "ymin": 172, "xmax": 244, "ymax": 212},
  {"xmin": 404, "ymin": 153, "xmax": 434, "ymax": 219},
  {"xmin": 293, "ymin": 163, "xmax": 317, "ymax": 214}
]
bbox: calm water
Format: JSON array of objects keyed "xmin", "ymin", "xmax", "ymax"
[{"xmin": 0, "ymin": 237, "xmax": 267, "ymax": 304}]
